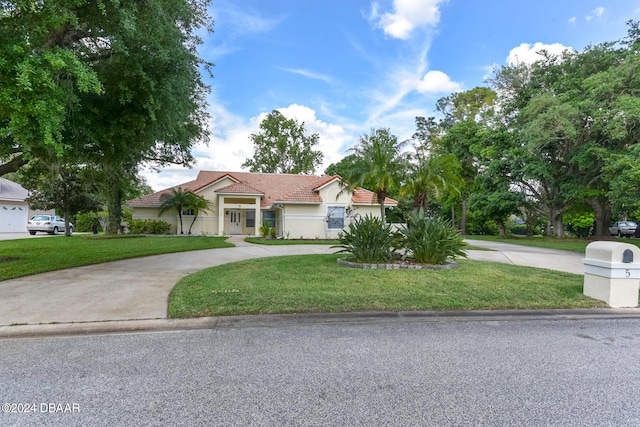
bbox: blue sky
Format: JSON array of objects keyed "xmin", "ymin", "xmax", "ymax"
[{"xmin": 143, "ymin": 0, "xmax": 640, "ymax": 190}]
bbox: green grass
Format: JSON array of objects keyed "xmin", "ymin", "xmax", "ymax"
[
  {"xmin": 0, "ymin": 235, "xmax": 233, "ymax": 281},
  {"xmin": 245, "ymin": 237, "xmax": 339, "ymax": 245},
  {"xmin": 465, "ymin": 235, "xmax": 611, "ymax": 253},
  {"xmin": 168, "ymin": 254, "xmax": 605, "ymax": 318}
]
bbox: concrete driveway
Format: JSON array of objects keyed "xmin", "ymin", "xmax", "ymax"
[
  {"xmin": 465, "ymin": 239, "xmax": 585, "ymax": 274},
  {"xmin": 0, "ymin": 236, "xmax": 586, "ymax": 328}
]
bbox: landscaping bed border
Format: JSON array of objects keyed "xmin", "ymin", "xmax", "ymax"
[{"xmin": 337, "ymin": 257, "xmax": 458, "ymax": 270}]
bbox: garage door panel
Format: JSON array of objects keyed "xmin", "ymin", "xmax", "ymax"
[{"xmin": 0, "ymin": 204, "xmax": 28, "ymax": 233}]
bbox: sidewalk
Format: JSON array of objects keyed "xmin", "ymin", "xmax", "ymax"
[{"xmin": 0, "ymin": 236, "xmax": 597, "ymax": 336}]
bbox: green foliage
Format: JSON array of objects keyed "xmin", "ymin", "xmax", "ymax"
[
  {"xmin": 342, "ymin": 128, "xmax": 408, "ymax": 222},
  {"xmin": 242, "ymin": 110, "xmax": 323, "ymax": 174},
  {"xmin": 22, "ymin": 164, "xmax": 101, "ymax": 236},
  {"xmin": 402, "ymin": 152, "xmax": 463, "ymax": 211},
  {"xmin": 510, "ymin": 224, "xmax": 528, "ymax": 236},
  {"xmin": 332, "ymin": 214, "xmax": 396, "ymax": 263},
  {"xmin": 0, "ymin": 0, "xmax": 214, "ymax": 235},
  {"xmin": 324, "ymin": 154, "xmax": 358, "ymax": 177},
  {"xmin": 564, "ymin": 211, "xmax": 595, "ymax": 238},
  {"xmin": 75, "ymin": 212, "xmax": 103, "ymax": 233},
  {"xmin": 128, "ymin": 219, "xmax": 171, "ymax": 235},
  {"xmin": 398, "ymin": 210, "xmax": 467, "ymax": 265},
  {"xmin": 186, "ymin": 195, "xmax": 214, "ymax": 235},
  {"xmin": 158, "ymin": 188, "xmax": 194, "ymax": 234},
  {"xmin": 259, "ymin": 220, "xmax": 272, "ymax": 238}
]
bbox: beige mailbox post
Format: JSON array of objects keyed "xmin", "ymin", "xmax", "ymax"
[{"xmin": 583, "ymin": 241, "xmax": 640, "ymax": 308}]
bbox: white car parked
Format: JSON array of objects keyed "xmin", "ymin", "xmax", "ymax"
[{"xmin": 27, "ymin": 215, "xmax": 74, "ymax": 235}]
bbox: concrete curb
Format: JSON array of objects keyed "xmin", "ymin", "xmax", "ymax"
[{"xmin": 2, "ymin": 308, "xmax": 640, "ymax": 340}]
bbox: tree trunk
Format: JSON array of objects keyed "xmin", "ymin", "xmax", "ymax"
[
  {"xmin": 378, "ymin": 191, "xmax": 387, "ymax": 224},
  {"xmin": 106, "ymin": 175, "xmax": 123, "ymax": 234},
  {"xmin": 451, "ymin": 206, "xmax": 456, "ymax": 229},
  {"xmin": 497, "ymin": 218, "xmax": 507, "ymax": 238},
  {"xmin": 586, "ymin": 197, "xmax": 611, "ymax": 237},
  {"xmin": 460, "ymin": 199, "xmax": 468, "ymax": 235},
  {"xmin": 550, "ymin": 207, "xmax": 565, "ymax": 238}
]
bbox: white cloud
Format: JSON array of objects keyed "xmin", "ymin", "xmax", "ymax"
[
  {"xmin": 415, "ymin": 70, "xmax": 462, "ymax": 94},
  {"xmin": 217, "ymin": 5, "xmax": 282, "ymax": 36},
  {"xmin": 371, "ymin": 0, "xmax": 447, "ymax": 39},
  {"xmin": 568, "ymin": 16, "xmax": 576, "ymax": 25},
  {"xmin": 279, "ymin": 67, "xmax": 332, "ymax": 83},
  {"xmin": 506, "ymin": 42, "xmax": 572, "ymax": 65},
  {"xmin": 276, "ymin": 104, "xmax": 351, "ymax": 171},
  {"xmin": 586, "ymin": 7, "xmax": 605, "ymax": 22},
  {"xmin": 140, "ymin": 103, "xmax": 353, "ymax": 190}
]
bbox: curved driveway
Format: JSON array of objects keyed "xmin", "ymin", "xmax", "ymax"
[{"xmin": 0, "ymin": 237, "xmax": 585, "ymax": 327}]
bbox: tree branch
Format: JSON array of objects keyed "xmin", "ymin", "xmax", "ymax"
[{"xmin": 0, "ymin": 153, "xmax": 27, "ymax": 177}]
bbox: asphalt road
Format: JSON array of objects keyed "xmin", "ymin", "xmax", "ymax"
[{"xmin": 2, "ymin": 316, "xmax": 640, "ymax": 426}]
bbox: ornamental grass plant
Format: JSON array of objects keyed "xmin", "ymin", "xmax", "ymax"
[
  {"xmin": 333, "ymin": 210, "xmax": 467, "ymax": 265},
  {"xmin": 398, "ymin": 210, "xmax": 467, "ymax": 265},
  {"xmin": 332, "ymin": 214, "xmax": 396, "ymax": 263}
]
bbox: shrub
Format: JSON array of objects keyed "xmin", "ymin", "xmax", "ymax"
[
  {"xmin": 259, "ymin": 220, "xmax": 272, "ymax": 238},
  {"xmin": 75, "ymin": 212, "xmax": 102, "ymax": 233},
  {"xmin": 331, "ymin": 214, "xmax": 396, "ymax": 263},
  {"xmin": 128, "ymin": 219, "xmax": 171, "ymax": 235},
  {"xmin": 398, "ymin": 210, "xmax": 467, "ymax": 265},
  {"xmin": 510, "ymin": 224, "xmax": 528, "ymax": 236}
]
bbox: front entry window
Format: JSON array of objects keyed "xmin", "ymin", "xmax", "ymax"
[
  {"xmin": 246, "ymin": 210, "xmax": 255, "ymax": 228},
  {"xmin": 262, "ymin": 211, "xmax": 276, "ymax": 227},
  {"xmin": 327, "ymin": 206, "xmax": 345, "ymax": 229}
]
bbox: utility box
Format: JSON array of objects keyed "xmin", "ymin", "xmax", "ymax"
[{"xmin": 583, "ymin": 241, "xmax": 640, "ymax": 308}]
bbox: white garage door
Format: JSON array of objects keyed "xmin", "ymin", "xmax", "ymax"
[{"xmin": 0, "ymin": 204, "xmax": 28, "ymax": 233}]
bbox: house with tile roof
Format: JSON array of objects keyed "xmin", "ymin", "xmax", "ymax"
[
  {"xmin": 127, "ymin": 171, "xmax": 398, "ymax": 238},
  {"xmin": 0, "ymin": 178, "xmax": 54, "ymax": 233}
]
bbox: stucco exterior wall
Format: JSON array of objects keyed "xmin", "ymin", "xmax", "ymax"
[{"xmin": 129, "ymin": 177, "xmax": 393, "ymax": 238}]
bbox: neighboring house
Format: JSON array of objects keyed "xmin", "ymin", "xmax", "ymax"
[
  {"xmin": 127, "ymin": 171, "xmax": 398, "ymax": 238},
  {"xmin": 0, "ymin": 178, "xmax": 29, "ymax": 233},
  {"xmin": 0, "ymin": 178, "xmax": 55, "ymax": 233}
]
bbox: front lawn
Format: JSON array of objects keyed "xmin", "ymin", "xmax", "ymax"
[
  {"xmin": 465, "ymin": 235, "xmax": 604, "ymax": 253},
  {"xmin": 168, "ymin": 254, "xmax": 605, "ymax": 317},
  {"xmin": 0, "ymin": 235, "xmax": 233, "ymax": 281}
]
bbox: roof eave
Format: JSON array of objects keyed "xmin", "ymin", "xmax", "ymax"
[{"xmin": 273, "ymin": 200, "xmax": 322, "ymax": 205}]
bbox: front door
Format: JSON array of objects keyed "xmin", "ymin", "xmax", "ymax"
[{"xmin": 229, "ymin": 209, "xmax": 242, "ymax": 234}]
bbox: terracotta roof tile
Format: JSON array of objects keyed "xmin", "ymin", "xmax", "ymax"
[
  {"xmin": 126, "ymin": 171, "xmax": 398, "ymax": 208},
  {"xmin": 352, "ymin": 188, "xmax": 397, "ymax": 206},
  {"xmin": 215, "ymin": 182, "xmax": 264, "ymax": 195}
]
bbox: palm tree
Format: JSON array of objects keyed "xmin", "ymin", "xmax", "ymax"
[
  {"xmin": 158, "ymin": 187, "xmax": 193, "ymax": 234},
  {"xmin": 186, "ymin": 195, "xmax": 214, "ymax": 235},
  {"xmin": 342, "ymin": 128, "xmax": 408, "ymax": 223},
  {"xmin": 402, "ymin": 152, "xmax": 464, "ymax": 213}
]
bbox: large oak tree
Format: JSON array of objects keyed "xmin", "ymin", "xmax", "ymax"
[{"xmin": 0, "ymin": 0, "xmax": 213, "ymax": 233}]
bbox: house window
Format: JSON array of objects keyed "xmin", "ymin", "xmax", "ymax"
[
  {"xmin": 262, "ymin": 210, "xmax": 276, "ymax": 227},
  {"xmin": 327, "ymin": 206, "xmax": 345, "ymax": 229},
  {"xmin": 182, "ymin": 208, "xmax": 194, "ymax": 216},
  {"xmin": 246, "ymin": 210, "xmax": 255, "ymax": 228}
]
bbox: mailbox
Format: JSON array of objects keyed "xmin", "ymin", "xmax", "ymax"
[{"xmin": 582, "ymin": 241, "xmax": 640, "ymax": 308}]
